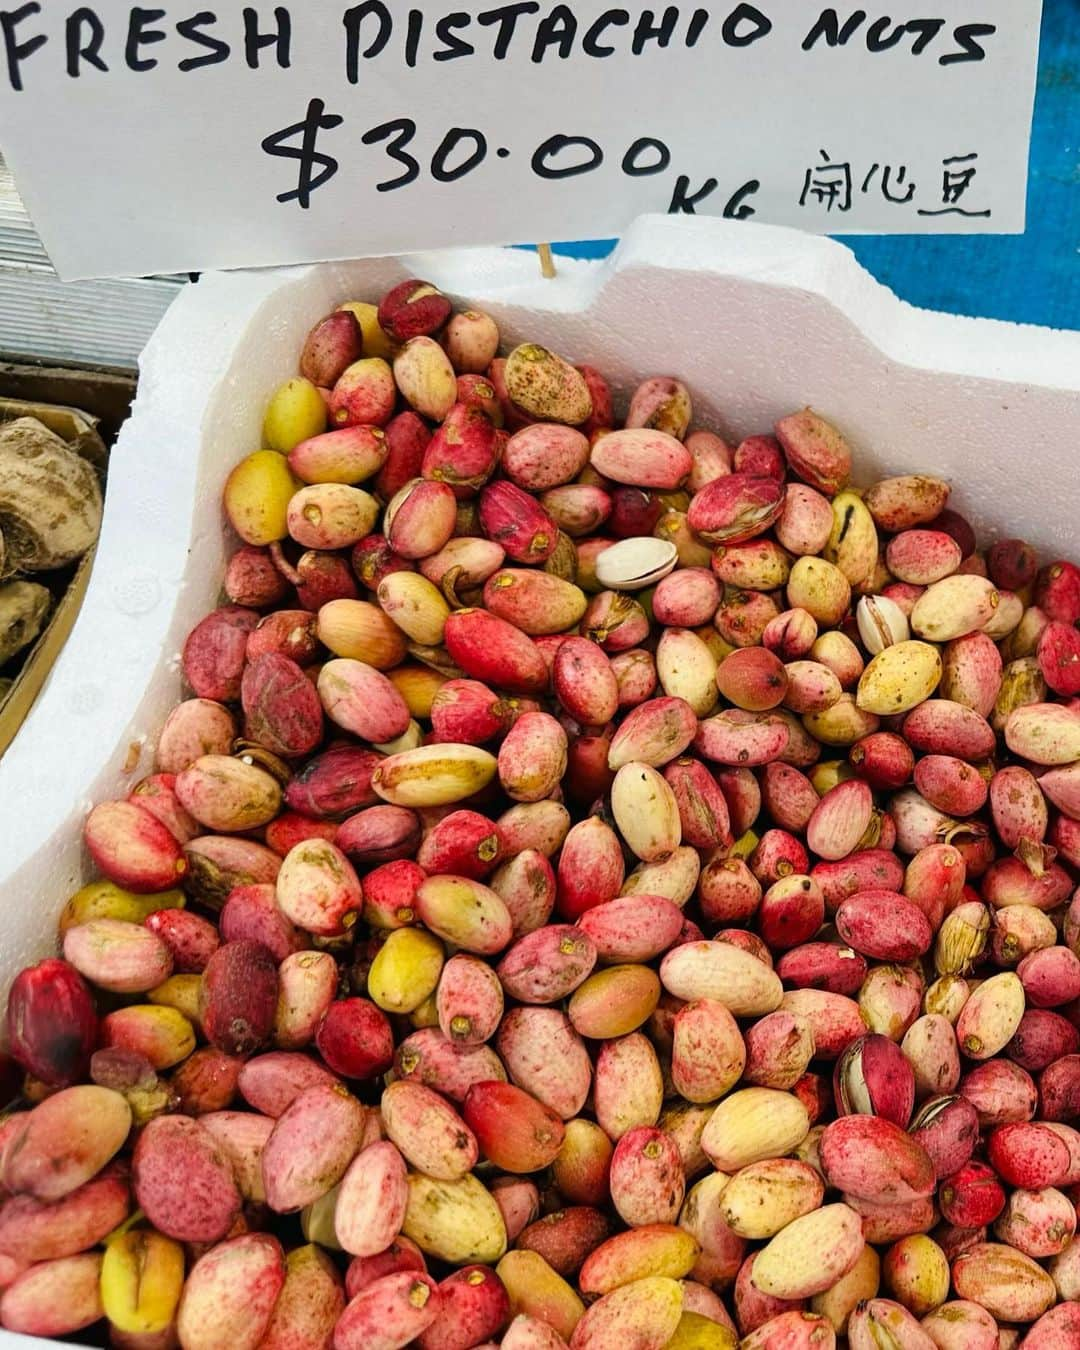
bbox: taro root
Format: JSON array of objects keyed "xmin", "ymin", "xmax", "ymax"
[
  {"xmin": 0, "ymin": 580, "xmax": 51, "ymax": 664},
  {"xmin": 0, "ymin": 418, "xmax": 102, "ymax": 575}
]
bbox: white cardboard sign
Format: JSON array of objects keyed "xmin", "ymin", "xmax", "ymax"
[{"xmin": 0, "ymin": 1, "xmax": 1043, "ymax": 280}]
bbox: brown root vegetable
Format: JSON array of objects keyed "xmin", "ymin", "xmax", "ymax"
[
  {"xmin": 0, "ymin": 581, "xmax": 51, "ymax": 665},
  {"xmin": 0, "ymin": 419, "xmax": 102, "ymax": 576}
]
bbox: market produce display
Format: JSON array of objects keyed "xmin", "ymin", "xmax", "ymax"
[
  {"xmin": 4, "ymin": 279, "xmax": 1080, "ymax": 1350},
  {"xmin": 0, "ymin": 415, "xmax": 103, "ymax": 692}
]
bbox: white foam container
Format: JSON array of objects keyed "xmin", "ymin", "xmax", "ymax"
[{"xmin": 1, "ymin": 211, "xmax": 1079, "ymax": 1015}]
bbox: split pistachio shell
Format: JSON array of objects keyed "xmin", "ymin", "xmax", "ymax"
[
  {"xmin": 595, "ymin": 538, "xmax": 679, "ymax": 591},
  {"xmin": 857, "ymin": 641, "xmax": 943, "ymax": 715},
  {"xmin": 857, "ymin": 594, "xmax": 910, "ymax": 655}
]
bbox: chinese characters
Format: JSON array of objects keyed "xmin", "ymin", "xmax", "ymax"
[{"xmin": 798, "ymin": 149, "xmax": 991, "ymax": 219}]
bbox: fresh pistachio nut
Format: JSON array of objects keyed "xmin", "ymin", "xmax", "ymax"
[
  {"xmin": 934, "ymin": 901, "xmax": 991, "ymax": 976},
  {"xmin": 856, "ymin": 641, "xmax": 943, "ymax": 716},
  {"xmin": 372, "ymin": 743, "xmax": 497, "ymax": 806},
  {"xmin": 700, "ymin": 1087, "xmax": 810, "ymax": 1172},
  {"xmin": 750, "ymin": 1202, "xmax": 865, "ymax": 1299},
  {"xmin": 787, "ymin": 556, "xmax": 852, "ymax": 627},
  {"xmin": 856, "ymin": 593, "xmax": 910, "ymax": 655},
  {"xmin": 718, "ymin": 1158, "xmax": 824, "ymax": 1239},
  {"xmin": 1005, "ymin": 702, "xmax": 1080, "ymax": 766},
  {"xmin": 611, "ymin": 762, "xmax": 682, "ymax": 861},
  {"xmin": 910, "ymin": 576, "xmax": 1000, "ymax": 642},
  {"xmin": 803, "ymin": 693, "xmax": 881, "ymax": 747},
  {"xmin": 595, "ymin": 537, "xmax": 679, "ymax": 592},
  {"xmin": 951, "ymin": 1242, "xmax": 1057, "ymax": 1323},
  {"xmin": 825, "ymin": 491, "xmax": 879, "ymax": 588},
  {"xmin": 955, "ymin": 971, "xmax": 1025, "ymax": 1060},
  {"xmin": 504, "ymin": 344, "xmax": 592, "ymax": 425}
]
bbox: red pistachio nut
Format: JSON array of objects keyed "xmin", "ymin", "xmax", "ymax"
[
  {"xmin": 378, "ymin": 279, "xmax": 452, "ymax": 341},
  {"xmin": 6, "ymin": 958, "xmax": 97, "ymax": 1087},
  {"xmin": 834, "ymin": 1033, "xmax": 915, "ymax": 1128},
  {"xmin": 820, "ymin": 1115, "xmax": 935, "ymax": 1205}
]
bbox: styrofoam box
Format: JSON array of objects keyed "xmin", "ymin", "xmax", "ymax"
[{"xmin": 2, "ymin": 212, "xmax": 1080, "ymax": 1015}]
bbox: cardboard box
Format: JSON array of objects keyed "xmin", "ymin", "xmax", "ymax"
[{"xmin": 0, "ymin": 395, "xmax": 108, "ymax": 758}]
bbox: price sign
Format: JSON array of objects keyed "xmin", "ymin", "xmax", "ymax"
[{"xmin": 0, "ymin": 1, "xmax": 1043, "ymax": 279}]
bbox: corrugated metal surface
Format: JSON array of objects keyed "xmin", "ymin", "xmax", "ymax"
[
  {"xmin": 0, "ymin": 155, "xmax": 52, "ymax": 272},
  {"xmin": 0, "ymin": 271, "xmax": 184, "ymax": 367},
  {"xmin": 0, "ymin": 151, "xmax": 184, "ymax": 367}
]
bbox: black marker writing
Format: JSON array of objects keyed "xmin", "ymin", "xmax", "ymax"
[
  {"xmin": 1, "ymin": 1, "xmax": 46, "ymax": 91},
  {"xmin": 668, "ymin": 173, "xmax": 718, "ymax": 212},
  {"xmin": 243, "ymin": 5, "xmax": 290, "ymax": 68},
  {"xmin": 941, "ymin": 22, "xmax": 994, "ymax": 65},
  {"xmin": 581, "ymin": 9, "xmax": 628, "ymax": 57},
  {"xmin": 66, "ymin": 7, "xmax": 107, "ymax": 77},
  {"xmin": 721, "ymin": 3, "xmax": 771, "ymax": 47},
  {"xmin": 176, "ymin": 12, "xmax": 232, "ymax": 72},
  {"xmin": 622, "ymin": 136, "xmax": 671, "ymax": 176},
  {"xmin": 126, "ymin": 8, "xmax": 167, "ymax": 72},
  {"xmin": 723, "ymin": 178, "xmax": 759, "ymax": 218},
  {"xmin": 362, "ymin": 117, "xmax": 421, "ymax": 191},
  {"xmin": 343, "ymin": 1, "xmax": 391, "ymax": 79},
  {"xmin": 531, "ymin": 132, "xmax": 603, "ymax": 178},
  {"xmin": 434, "ymin": 12, "xmax": 474, "ymax": 61},
  {"xmin": 431, "ymin": 125, "xmax": 487, "ymax": 181},
  {"xmin": 262, "ymin": 96, "xmax": 342, "ymax": 206},
  {"xmin": 803, "ymin": 8, "xmax": 867, "ymax": 50},
  {"xmin": 477, "ymin": 2, "xmax": 542, "ymax": 59}
]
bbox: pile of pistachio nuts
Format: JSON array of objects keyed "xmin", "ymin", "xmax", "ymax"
[{"xmin": 3, "ymin": 278, "xmax": 1080, "ymax": 1350}]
